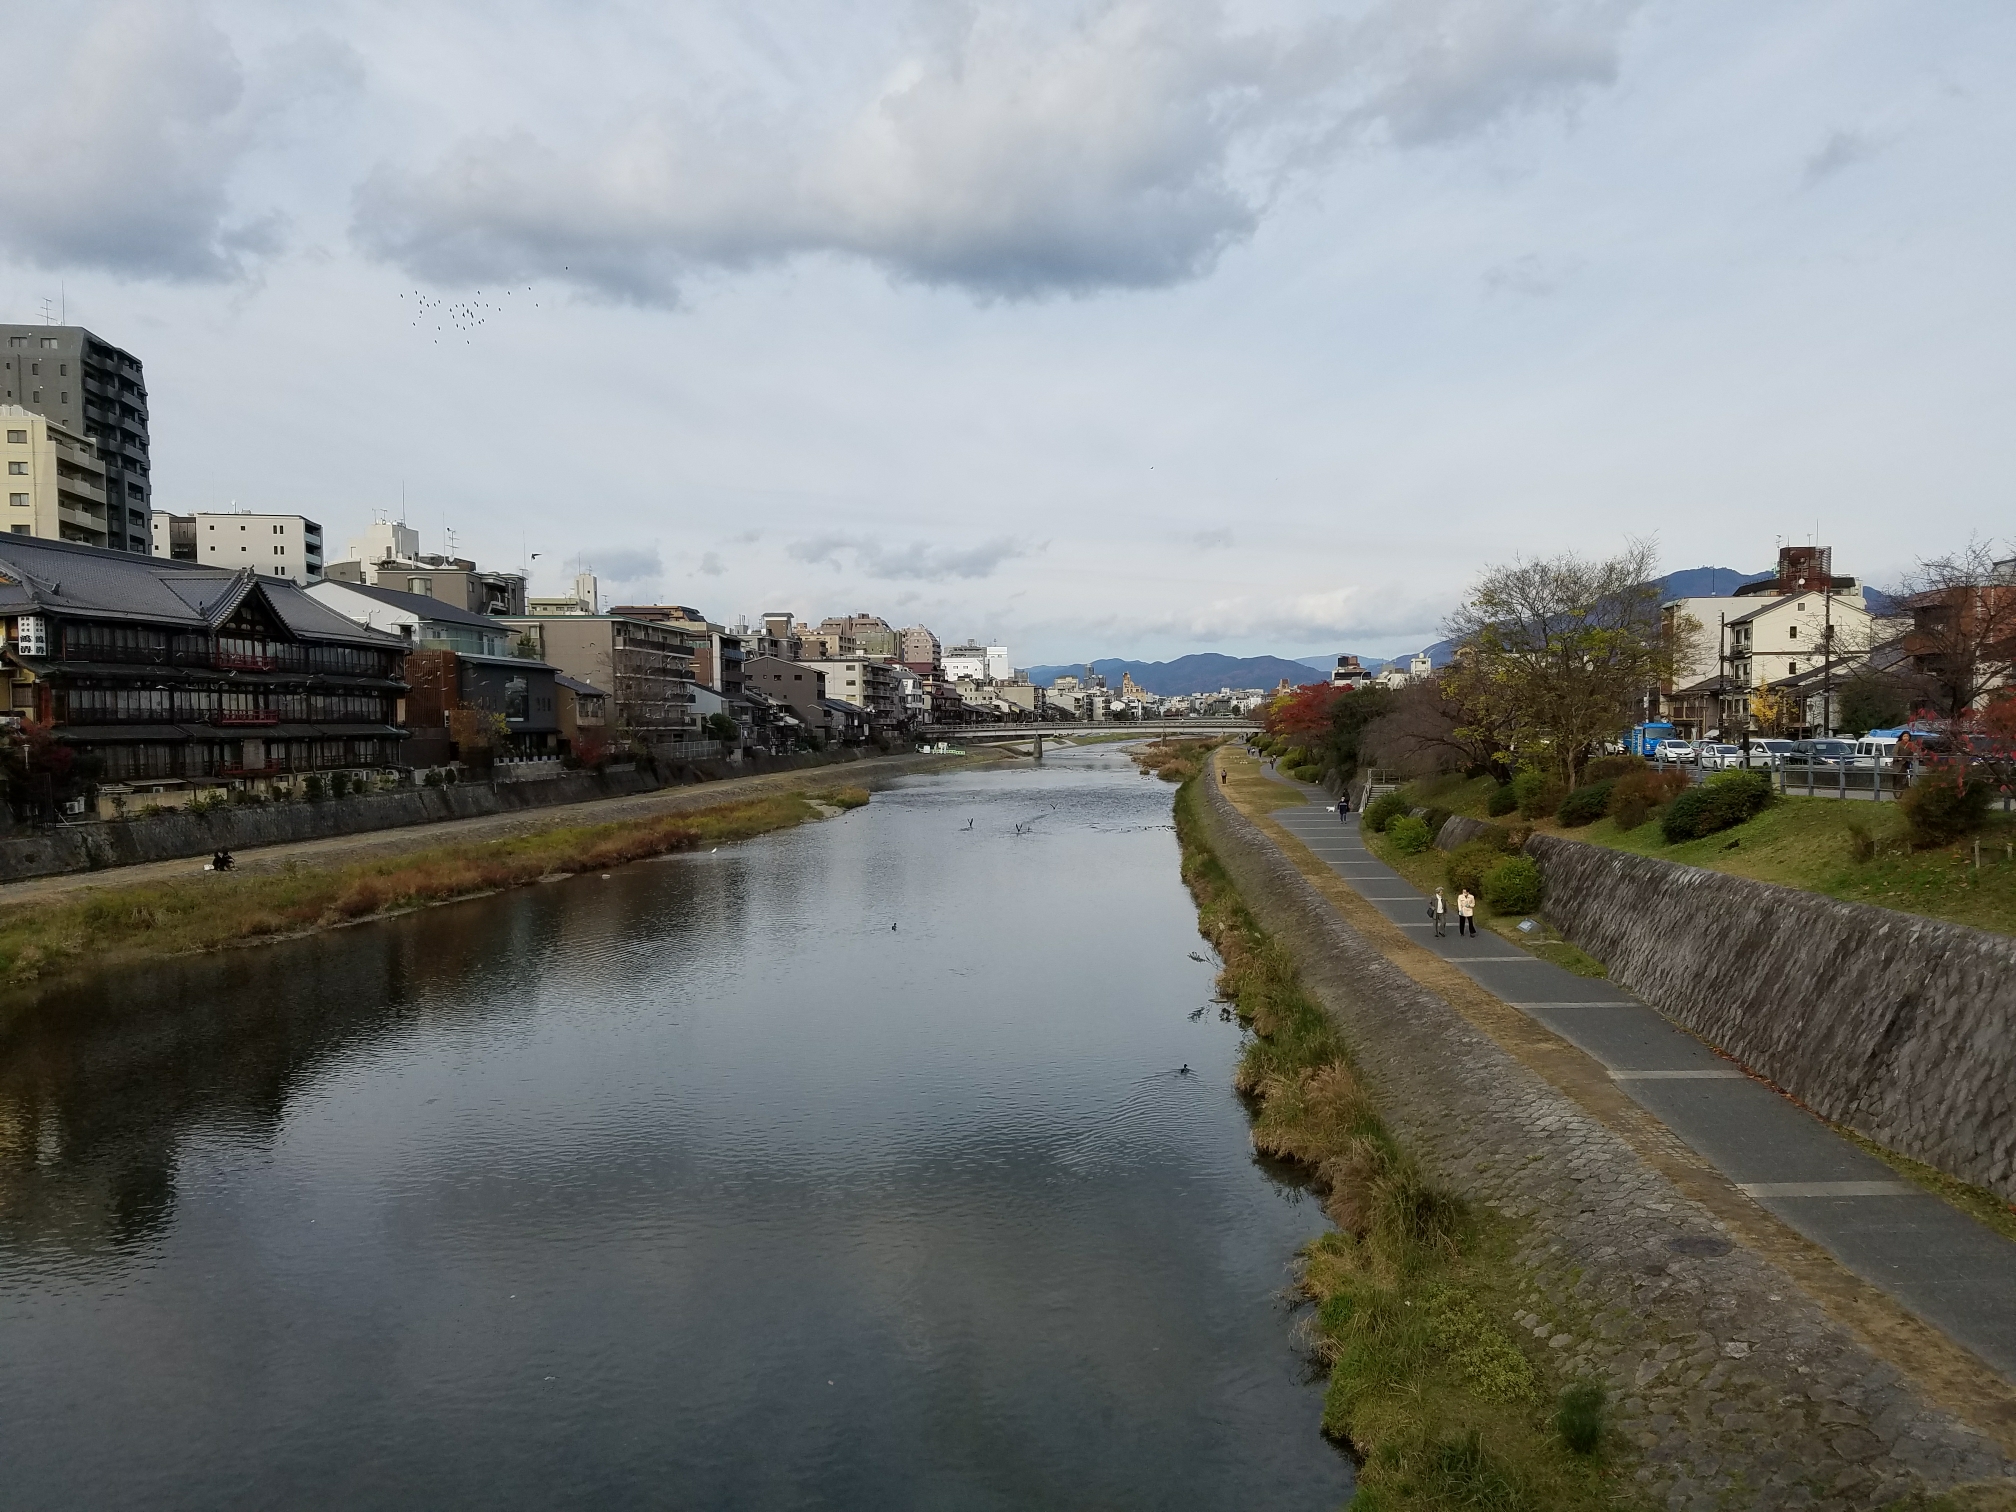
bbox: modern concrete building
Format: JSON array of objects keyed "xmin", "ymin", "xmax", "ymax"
[
  {"xmin": 2, "ymin": 406, "xmax": 113, "ymax": 548},
  {"xmin": 0, "ymin": 324, "xmax": 151, "ymax": 553},
  {"xmin": 943, "ymin": 643, "xmax": 1011, "ymax": 681},
  {"xmin": 500, "ymin": 613, "xmax": 697, "ymax": 749},
  {"xmin": 324, "ymin": 545, "xmax": 526, "ymax": 616},
  {"xmin": 743, "ymin": 655, "xmax": 867, "ymax": 744},
  {"xmin": 153, "ymin": 511, "xmax": 324, "ymax": 584},
  {"xmin": 898, "ymin": 624, "xmax": 941, "ymax": 672}
]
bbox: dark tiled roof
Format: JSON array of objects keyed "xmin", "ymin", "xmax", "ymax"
[
  {"xmin": 0, "ymin": 536, "xmax": 400, "ymax": 648},
  {"xmin": 554, "ymin": 672, "xmax": 609, "ymax": 697},
  {"xmin": 308, "ymin": 578, "xmax": 508, "ymax": 631}
]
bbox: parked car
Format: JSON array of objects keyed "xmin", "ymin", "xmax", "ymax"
[
  {"xmin": 1653, "ymin": 739, "xmax": 1697, "ymax": 764},
  {"xmin": 1786, "ymin": 738, "xmax": 1857, "ymax": 768},
  {"xmin": 1740, "ymin": 738, "xmax": 1795, "ymax": 769},
  {"xmin": 1696, "ymin": 743, "xmax": 1744, "ymax": 770}
]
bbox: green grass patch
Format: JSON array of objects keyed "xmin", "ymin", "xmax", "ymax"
[
  {"xmin": 0, "ymin": 788, "xmax": 864, "ymax": 997},
  {"xmin": 1561, "ymin": 796, "xmax": 2016, "ymax": 937},
  {"xmin": 1176, "ymin": 777, "xmax": 1641, "ymax": 1509}
]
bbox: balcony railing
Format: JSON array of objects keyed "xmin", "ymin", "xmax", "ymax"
[
  {"xmin": 215, "ymin": 650, "xmax": 277, "ymax": 671},
  {"xmin": 215, "ymin": 712, "xmax": 281, "ymax": 726}
]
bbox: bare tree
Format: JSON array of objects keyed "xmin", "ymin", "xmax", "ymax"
[
  {"xmin": 1362, "ymin": 677, "xmax": 1502, "ymax": 779},
  {"xmin": 1444, "ymin": 540, "xmax": 1692, "ymax": 786},
  {"xmin": 1894, "ymin": 537, "xmax": 2016, "ymax": 716}
]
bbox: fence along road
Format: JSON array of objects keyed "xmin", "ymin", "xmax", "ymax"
[{"xmin": 1256, "ymin": 761, "xmax": 2016, "ymax": 1386}]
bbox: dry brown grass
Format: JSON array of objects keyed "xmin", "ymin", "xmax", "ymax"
[{"xmin": 0, "ymin": 787, "xmax": 867, "ymax": 996}]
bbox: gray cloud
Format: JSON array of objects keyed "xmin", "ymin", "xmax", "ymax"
[
  {"xmin": 584, "ymin": 546, "xmax": 664, "ymax": 583},
  {"xmin": 1191, "ymin": 528, "xmax": 1234, "ymax": 550},
  {"xmin": 697, "ymin": 552, "xmax": 726, "ymax": 576},
  {"xmin": 352, "ymin": 0, "xmax": 1634, "ymax": 304},
  {"xmin": 1804, "ymin": 129, "xmax": 1878, "ymax": 186},
  {"xmin": 0, "ymin": 7, "xmax": 360, "ymax": 282},
  {"xmin": 788, "ymin": 535, "xmax": 1028, "ymax": 581}
]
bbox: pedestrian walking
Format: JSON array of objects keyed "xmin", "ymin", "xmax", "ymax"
[
  {"xmin": 1456, "ymin": 887, "xmax": 1476, "ymax": 936},
  {"xmin": 1335, "ymin": 797, "xmax": 1348, "ymax": 822},
  {"xmin": 1429, "ymin": 888, "xmax": 1448, "ymax": 938}
]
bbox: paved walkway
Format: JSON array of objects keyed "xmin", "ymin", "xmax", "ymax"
[
  {"xmin": 0, "ymin": 752, "xmax": 960, "ymax": 908},
  {"xmin": 1260, "ymin": 768, "xmax": 2016, "ymax": 1384}
]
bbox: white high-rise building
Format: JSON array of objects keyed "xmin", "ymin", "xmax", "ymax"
[{"xmin": 153, "ymin": 510, "xmax": 325, "ymax": 584}]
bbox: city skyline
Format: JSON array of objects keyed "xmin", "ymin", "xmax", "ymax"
[{"xmin": 2, "ymin": 1, "xmax": 2010, "ymax": 663}]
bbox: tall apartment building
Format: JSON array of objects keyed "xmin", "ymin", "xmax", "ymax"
[
  {"xmin": 943, "ymin": 643, "xmax": 1011, "ymax": 681},
  {"xmin": 151, "ymin": 511, "xmax": 324, "ymax": 584},
  {"xmin": 501, "ymin": 613, "xmax": 698, "ymax": 748},
  {"xmin": 898, "ymin": 625, "xmax": 941, "ymax": 672},
  {"xmin": 2, "ymin": 406, "xmax": 115, "ymax": 547},
  {"xmin": 1, "ymin": 325, "xmax": 151, "ymax": 553}
]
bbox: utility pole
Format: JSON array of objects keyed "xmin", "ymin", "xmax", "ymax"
[{"xmin": 1822, "ymin": 589, "xmax": 1834, "ymax": 737}]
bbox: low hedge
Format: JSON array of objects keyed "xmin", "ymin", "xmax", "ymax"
[
  {"xmin": 1486, "ymin": 783, "xmax": 1519, "ymax": 817},
  {"xmin": 1363, "ymin": 792, "xmax": 1411, "ymax": 833},
  {"xmin": 1387, "ymin": 815, "xmax": 1433, "ymax": 854},
  {"xmin": 1899, "ymin": 766, "xmax": 1995, "ymax": 846},
  {"xmin": 1512, "ymin": 770, "xmax": 1564, "ymax": 820},
  {"xmin": 1482, "ymin": 855, "xmax": 1543, "ymax": 914},
  {"xmin": 1555, "ymin": 780, "xmax": 1615, "ymax": 828},
  {"xmin": 1659, "ymin": 770, "xmax": 1773, "ymax": 843}
]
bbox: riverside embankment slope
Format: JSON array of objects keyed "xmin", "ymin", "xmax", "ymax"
[
  {"xmin": 0, "ymin": 749, "xmax": 973, "ymax": 909},
  {"xmin": 1204, "ymin": 747, "xmax": 2016, "ymax": 1509}
]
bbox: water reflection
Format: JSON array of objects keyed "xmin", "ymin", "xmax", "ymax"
[{"xmin": 0, "ymin": 751, "xmax": 1349, "ymax": 1510}]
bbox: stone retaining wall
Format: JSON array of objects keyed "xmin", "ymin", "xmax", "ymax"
[
  {"xmin": 1435, "ymin": 814, "xmax": 1499, "ymax": 851},
  {"xmin": 0, "ymin": 748, "xmax": 875, "ymax": 883},
  {"xmin": 1198, "ymin": 767, "xmax": 2012, "ymax": 1506},
  {"xmin": 1527, "ymin": 834, "xmax": 2016, "ymax": 1204}
]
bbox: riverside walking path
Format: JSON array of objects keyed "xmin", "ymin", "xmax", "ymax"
[
  {"xmin": 0, "ymin": 751, "xmax": 970, "ymax": 909},
  {"xmin": 1256, "ymin": 762, "xmax": 2016, "ymax": 1387}
]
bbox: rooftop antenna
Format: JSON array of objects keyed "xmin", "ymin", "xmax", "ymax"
[{"xmin": 37, "ymin": 296, "xmax": 55, "ymax": 326}]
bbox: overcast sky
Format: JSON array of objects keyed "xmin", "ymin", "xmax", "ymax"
[{"xmin": 3, "ymin": 1, "xmax": 2011, "ymax": 663}]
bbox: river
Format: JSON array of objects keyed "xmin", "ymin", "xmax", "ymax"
[{"xmin": 0, "ymin": 748, "xmax": 1350, "ymax": 1510}]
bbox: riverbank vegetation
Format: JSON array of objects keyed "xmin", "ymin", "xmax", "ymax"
[
  {"xmin": 1172, "ymin": 774, "xmax": 1634, "ymax": 1509},
  {"xmin": 1130, "ymin": 736, "xmax": 1224, "ymax": 782},
  {"xmin": 0, "ymin": 787, "xmax": 869, "ymax": 995},
  {"xmin": 1380, "ymin": 770, "xmax": 2016, "ymax": 938}
]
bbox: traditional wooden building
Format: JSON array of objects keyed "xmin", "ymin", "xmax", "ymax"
[{"xmin": 0, "ymin": 536, "xmax": 407, "ymax": 793}]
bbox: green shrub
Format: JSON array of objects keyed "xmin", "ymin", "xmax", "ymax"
[
  {"xmin": 1900, "ymin": 766, "xmax": 1995, "ymax": 846},
  {"xmin": 1387, "ymin": 815, "xmax": 1433, "ymax": 854},
  {"xmin": 1445, "ymin": 838, "xmax": 1502, "ymax": 895},
  {"xmin": 304, "ymin": 774, "xmax": 326, "ymax": 802},
  {"xmin": 1511, "ymin": 770, "xmax": 1563, "ymax": 820},
  {"xmin": 1486, "ymin": 783, "xmax": 1519, "ymax": 817},
  {"xmin": 1363, "ymin": 792, "xmax": 1410, "ymax": 833},
  {"xmin": 1482, "ymin": 855, "xmax": 1543, "ymax": 914},
  {"xmin": 1555, "ymin": 1381, "xmax": 1607, "ymax": 1456},
  {"xmin": 1555, "ymin": 780, "xmax": 1615, "ymax": 828},
  {"xmin": 1583, "ymin": 754, "xmax": 1646, "ymax": 783},
  {"xmin": 1659, "ymin": 770, "xmax": 1773, "ymax": 843},
  {"xmin": 329, "ymin": 771, "xmax": 351, "ymax": 799}
]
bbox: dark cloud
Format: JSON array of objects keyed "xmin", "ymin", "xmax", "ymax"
[
  {"xmin": 351, "ymin": 0, "xmax": 1635, "ymax": 305},
  {"xmin": 1804, "ymin": 129, "xmax": 1877, "ymax": 186},
  {"xmin": 787, "ymin": 535, "xmax": 1028, "ymax": 582}
]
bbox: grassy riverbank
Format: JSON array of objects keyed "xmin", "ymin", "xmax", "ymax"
[
  {"xmin": 0, "ymin": 786, "xmax": 868, "ymax": 995},
  {"xmin": 1172, "ymin": 775, "xmax": 1635, "ymax": 1510},
  {"xmin": 1407, "ymin": 773, "xmax": 2016, "ymax": 937}
]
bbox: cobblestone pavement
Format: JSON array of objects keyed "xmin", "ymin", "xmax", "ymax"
[
  {"xmin": 0, "ymin": 751, "xmax": 964, "ymax": 908},
  {"xmin": 1199, "ymin": 758, "xmax": 2016, "ymax": 1509}
]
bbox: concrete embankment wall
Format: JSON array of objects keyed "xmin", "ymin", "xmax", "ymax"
[
  {"xmin": 1195, "ymin": 765, "xmax": 2010, "ymax": 1501},
  {"xmin": 1527, "ymin": 834, "xmax": 2016, "ymax": 1204},
  {"xmin": 0, "ymin": 748, "xmax": 875, "ymax": 883}
]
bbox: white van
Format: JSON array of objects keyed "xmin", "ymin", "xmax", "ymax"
[{"xmin": 1854, "ymin": 736, "xmax": 1898, "ymax": 768}]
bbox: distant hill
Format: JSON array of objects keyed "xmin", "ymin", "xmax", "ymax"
[
  {"xmin": 1657, "ymin": 566, "xmax": 1773, "ymax": 599},
  {"xmin": 1026, "ymin": 654, "xmax": 1330, "ymax": 696}
]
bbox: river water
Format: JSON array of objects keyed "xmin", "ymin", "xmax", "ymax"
[{"xmin": 0, "ymin": 749, "xmax": 1349, "ymax": 1510}]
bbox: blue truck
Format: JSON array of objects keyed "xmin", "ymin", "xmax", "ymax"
[{"xmin": 1624, "ymin": 722, "xmax": 1677, "ymax": 757}]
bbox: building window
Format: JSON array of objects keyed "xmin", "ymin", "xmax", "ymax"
[
  {"xmin": 29, "ymin": 362, "xmax": 39, "ymax": 376},
  {"xmin": 5, "ymin": 430, "xmax": 23, "ymax": 444},
  {"xmin": 59, "ymin": 364, "xmax": 67, "ymax": 376},
  {"xmin": 7, "ymin": 462, "xmax": 23, "ymax": 475},
  {"xmin": 408, "ymin": 577, "xmax": 434, "ymax": 595},
  {"xmin": 1787, "ymin": 624, "xmax": 1798, "ymax": 639},
  {"xmin": 1788, "ymin": 662, "xmax": 1798, "ymax": 675},
  {"xmin": 8, "ymin": 494, "xmax": 25, "ymax": 507},
  {"xmin": 39, "ymin": 338, "xmax": 56, "ymax": 349}
]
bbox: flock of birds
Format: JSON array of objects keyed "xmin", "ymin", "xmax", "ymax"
[{"xmin": 401, "ymin": 284, "xmax": 548, "ymax": 344}]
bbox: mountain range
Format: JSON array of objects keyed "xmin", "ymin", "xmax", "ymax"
[{"xmin": 1031, "ymin": 567, "xmax": 1789, "ymax": 697}]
